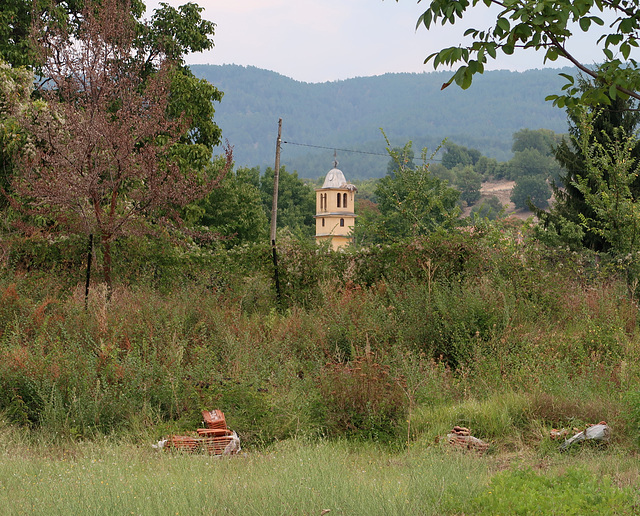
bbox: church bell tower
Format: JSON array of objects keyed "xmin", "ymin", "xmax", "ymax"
[{"xmin": 315, "ymin": 156, "xmax": 357, "ymax": 250}]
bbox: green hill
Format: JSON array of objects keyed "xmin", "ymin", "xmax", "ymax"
[{"xmin": 191, "ymin": 64, "xmax": 572, "ymax": 180}]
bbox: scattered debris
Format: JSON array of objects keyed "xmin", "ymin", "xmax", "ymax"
[
  {"xmin": 154, "ymin": 410, "xmax": 242, "ymax": 456},
  {"xmin": 550, "ymin": 428, "xmax": 571, "ymax": 440},
  {"xmin": 560, "ymin": 421, "xmax": 611, "ymax": 451},
  {"xmin": 446, "ymin": 426, "xmax": 489, "ymax": 453},
  {"xmin": 152, "ymin": 438, "xmax": 167, "ymax": 450}
]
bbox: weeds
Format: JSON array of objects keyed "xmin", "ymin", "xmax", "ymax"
[
  {"xmin": 0, "ymin": 226, "xmax": 638, "ymax": 453},
  {"xmin": 468, "ymin": 466, "xmax": 636, "ymax": 514},
  {"xmin": 317, "ymin": 356, "xmax": 407, "ymax": 441}
]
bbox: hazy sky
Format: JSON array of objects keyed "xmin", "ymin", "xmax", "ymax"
[{"xmin": 146, "ymin": 0, "xmax": 613, "ymax": 83}]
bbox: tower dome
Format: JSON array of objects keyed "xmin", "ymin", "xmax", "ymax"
[{"xmin": 322, "ymin": 167, "xmax": 348, "ymax": 188}]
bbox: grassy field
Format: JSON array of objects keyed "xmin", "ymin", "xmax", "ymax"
[
  {"xmin": 1, "ymin": 225, "xmax": 640, "ymax": 513},
  {"xmin": 0, "ymin": 430, "xmax": 637, "ymax": 515}
]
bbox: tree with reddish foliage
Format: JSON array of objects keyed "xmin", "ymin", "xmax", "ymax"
[{"xmin": 13, "ymin": 0, "xmax": 230, "ymax": 291}]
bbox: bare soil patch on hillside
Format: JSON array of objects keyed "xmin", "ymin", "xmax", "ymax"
[{"xmin": 462, "ymin": 179, "xmax": 535, "ymax": 220}]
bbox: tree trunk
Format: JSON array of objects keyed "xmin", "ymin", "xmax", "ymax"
[
  {"xmin": 102, "ymin": 234, "xmax": 113, "ymax": 298},
  {"xmin": 84, "ymin": 234, "xmax": 93, "ymax": 309}
]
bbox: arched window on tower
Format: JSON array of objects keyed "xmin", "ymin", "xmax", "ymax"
[
  {"xmin": 340, "ymin": 218, "xmax": 344, "ymax": 227},
  {"xmin": 323, "ymin": 193, "xmax": 327, "ymax": 211},
  {"xmin": 337, "ymin": 193, "xmax": 341, "ymax": 208},
  {"xmin": 322, "ymin": 218, "xmax": 325, "ymax": 227},
  {"xmin": 343, "ymin": 193, "xmax": 347, "ymax": 208}
]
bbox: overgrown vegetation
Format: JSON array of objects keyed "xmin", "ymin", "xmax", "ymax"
[
  {"xmin": 1, "ymin": 221, "xmax": 640, "ymax": 512},
  {"xmin": 1, "ymin": 223, "xmax": 638, "ymax": 452}
]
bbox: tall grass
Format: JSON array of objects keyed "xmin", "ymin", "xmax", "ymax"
[
  {"xmin": 0, "ymin": 224, "xmax": 639, "ymax": 450},
  {"xmin": 0, "ymin": 434, "xmax": 636, "ymax": 515},
  {"xmin": 0, "ymin": 436, "xmax": 490, "ymax": 515}
]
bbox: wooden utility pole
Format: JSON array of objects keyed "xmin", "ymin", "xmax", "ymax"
[
  {"xmin": 270, "ymin": 118, "xmax": 282, "ymax": 242},
  {"xmin": 270, "ymin": 118, "xmax": 282, "ymax": 303}
]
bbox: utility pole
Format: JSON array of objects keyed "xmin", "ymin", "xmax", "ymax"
[
  {"xmin": 270, "ymin": 118, "xmax": 282, "ymax": 243},
  {"xmin": 270, "ymin": 118, "xmax": 282, "ymax": 303}
]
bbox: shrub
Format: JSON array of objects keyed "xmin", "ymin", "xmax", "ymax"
[
  {"xmin": 623, "ymin": 389, "xmax": 640, "ymax": 447},
  {"xmin": 317, "ymin": 356, "xmax": 407, "ymax": 442},
  {"xmin": 470, "ymin": 196, "xmax": 504, "ymax": 220},
  {"xmin": 511, "ymin": 174, "xmax": 551, "ymax": 209}
]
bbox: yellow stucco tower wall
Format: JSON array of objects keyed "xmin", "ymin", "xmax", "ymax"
[{"xmin": 315, "ymin": 163, "xmax": 357, "ymax": 250}]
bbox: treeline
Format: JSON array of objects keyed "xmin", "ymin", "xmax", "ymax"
[
  {"xmin": 192, "ymin": 64, "xmax": 571, "ymax": 179},
  {"xmin": 189, "ymin": 126, "xmax": 563, "ymax": 248}
]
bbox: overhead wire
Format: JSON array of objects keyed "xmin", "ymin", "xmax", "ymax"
[
  {"xmin": 282, "ymin": 140, "xmax": 443, "ymax": 162},
  {"xmin": 281, "ymin": 140, "xmax": 563, "ymax": 174}
]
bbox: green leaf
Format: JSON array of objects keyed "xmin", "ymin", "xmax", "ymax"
[
  {"xmin": 619, "ymin": 18, "xmax": 635, "ymax": 34},
  {"xmin": 453, "ymin": 67, "xmax": 467, "ymax": 86},
  {"xmin": 496, "ymin": 17, "xmax": 510, "ymax": 34},
  {"xmin": 419, "ymin": 10, "xmax": 433, "ymax": 29},
  {"xmin": 579, "ymin": 17, "xmax": 591, "ymax": 31},
  {"xmin": 461, "ymin": 70, "xmax": 473, "ymax": 89},
  {"xmin": 621, "ymin": 42, "xmax": 631, "ymax": 60},
  {"xmin": 605, "ymin": 34, "xmax": 623, "ymax": 47},
  {"xmin": 558, "ymin": 73, "xmax": 575, "ymax": 84},
  {"xmin": 424, "ymin": 52, "xmax": 438, "ymax": 65}
]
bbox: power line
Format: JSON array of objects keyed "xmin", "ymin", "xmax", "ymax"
[
  {"xmin": 282, "ymin": 140, "xmax": 389, "ymax": 157},
  {"xmin": 281, "ymin": 140, "xmax": 565, "ymax": 174},
  {"xmin": 281, "ymin": 140, "xmax": 443, "ymax": 162}
]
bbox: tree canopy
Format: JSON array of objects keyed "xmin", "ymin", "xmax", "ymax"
[
  {"xmin": 536, "ymin": 76, "xmax": 640, "ymax": 250},
  {"xmin": 413, "ymin": 0, "xmax": 640, "ymax": 105},
  {"xmin": 260, "ymin": 167, "xmax": 316, "ymax": 238},
  {"xmin": 10, "ymin": 0, "xmax": 230, "ymax": 288},
  {"xmin": 0, "ymin": 0, "xmax": 145, "ymax": 70},
  {"xmin": 192, "ymin": 165, "xmax": 268, "ymax": 245},
  {"xmin": 572, "ymin": 117, "xmax": 640, "ymax": 256},
  {"xmin": 363, "ymin": 143, "xmax": 460, "ymax": 243},
  {"xmin": 442, "ymin": 142, "xmax": 481, "ymax": 169}
]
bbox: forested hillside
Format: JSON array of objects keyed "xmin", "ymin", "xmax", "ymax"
[{"xmin": 192, "ymin": 64, "xmax": 572, "ymax": 179}]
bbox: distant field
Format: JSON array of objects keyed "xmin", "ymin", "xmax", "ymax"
[{"xmin": 461, "ymin": 179, "xmax": 536, "ymax": 220}]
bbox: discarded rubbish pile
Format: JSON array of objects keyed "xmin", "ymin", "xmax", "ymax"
[
  {"xmin": 158, "ymin": 410, "xmax": 241, "ymax": 456},
  {"xmin": 558, "ymin": 421, "xmax": 611, "ymax": 451},
  {"xmin": 446, "ymin": 426, "xmax": 489, "ymax": 453}
]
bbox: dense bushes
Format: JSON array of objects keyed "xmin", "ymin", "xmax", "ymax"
[{"xmin": 0, "ymin": 223, "xmax": 639, "ymax": 449}]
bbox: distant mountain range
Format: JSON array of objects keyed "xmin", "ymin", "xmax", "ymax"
[{"xmin": 190, "ymin": 64, "xmax": 574, "ymax": 180}]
